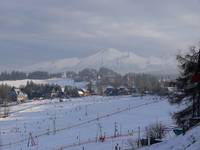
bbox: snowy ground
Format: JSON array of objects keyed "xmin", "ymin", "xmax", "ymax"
[
  {"xmin": 140, "ymin": 125, "xmax": 200, "ymax": 150},
  {"xmin": 0, "ymin": 95, "xmax": 177, "ymax": 150}
]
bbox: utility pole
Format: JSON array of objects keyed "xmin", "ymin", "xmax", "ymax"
[
  {"xmin": 120, "ymin": 123, "xmax": 122, "ymax": 136},
  {"xmin": 121, "ymin": 139, "xmax": 124, "ymax": 150},
  {"xmin": 98, "ymin": 123, "xmax": 103, "ymax": 138},
  {"xmin": 96, "ymin": 125, "xmax": 98, "ymax": 142},
  {"xmin": 16, "ymin": 119, "xmax": 19, "ymax": 133},
  {"xmin": 137, "ymin": 126, "xmax": 141, "ymax": 148},
  {"xmin": 146, "ymin": 127, "xmax": 150, "ymax": 146},
  {"xmin": 53, "ymin": 117, "xmax": 56, "ymax": 135},
  {"xmin": 114, "ymin": 122, "xmax": 118, "ymax": 137},
  {"xmin": 85, "ymin": 105, "xmax": 88, "ymax": 116},
  {"xmin": 79, "ymin": 131, "xmax": 81, "ymax": 145}
]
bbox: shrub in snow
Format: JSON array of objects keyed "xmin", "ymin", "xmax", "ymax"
[{"xmin": 146, "ymin": 122, "xmax": 166, "ymax": 141}]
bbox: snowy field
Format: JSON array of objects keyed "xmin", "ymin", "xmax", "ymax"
[
  {"xmin": 0, "ymin": 78, "xmax": 87, "ymax": 88},
  {"xmin": 0, "ymin": 95, "xmax": 177, "ymax": 150}
]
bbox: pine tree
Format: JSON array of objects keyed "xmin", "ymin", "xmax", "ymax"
[
  {"xmin": 170, "ymin": 45, "xmax": 200, "ymax": 127},
  {"xmin": 0, "ymin": 84, "xmax": 11, "ymax": 117}
]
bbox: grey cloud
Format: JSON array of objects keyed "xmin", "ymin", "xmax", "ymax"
[{"xmin": 0, "ymin": 0, "xmax": 200, "ymax": 71}]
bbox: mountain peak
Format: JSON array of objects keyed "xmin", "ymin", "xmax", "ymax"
[
  {"xmin": 96, "ymin": 48, "xmax": 122, "ymax": 57},
  {"xmin": 25, "ymin": 48, "xmax": 177, "ymax": 74},
  {"xmin": 99, "ymin": 48, "xmax": 120, "ymax": 54}
]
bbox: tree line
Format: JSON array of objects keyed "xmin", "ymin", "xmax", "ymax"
[
  {"xmin": 0, "ymin": 82, "xmax": 80, "ymax": 104},
  {"xmin": 21, "ymin": 81, "xmax": 80, "ymax": 99},
  {"xmin": 66, "ymin": 67, "xmax": 164, "ymax": 94},
  {"xmin": 0, "ymin": 71, "xmax": 62, "ymax": 81},
  {"xmin": 0, "ymin": 84, "xmax": 17, "ymax": 105},
  {"xmin": 0, "ymin": 68, "xmax": 169, "ymax": 95}
]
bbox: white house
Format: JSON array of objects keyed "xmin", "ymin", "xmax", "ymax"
[{"xmin": 15, "ymin": 88, "xmax": 28, "ymax": 103}]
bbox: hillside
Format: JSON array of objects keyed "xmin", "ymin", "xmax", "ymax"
[{"xmin": 140, "ymin": 125, "xmax": 200, "ymax": 150}]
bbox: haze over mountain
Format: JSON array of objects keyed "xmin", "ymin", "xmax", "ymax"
[{"xmin": 25, "ymin": 48, "xmax": 177, "ymax": 74}]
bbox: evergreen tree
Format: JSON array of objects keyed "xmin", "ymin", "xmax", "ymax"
[
  {"xmin": 0, "ymin": 84, "xmax": 12, "ymax": 117},
  {"xmin": 0, "ymin": 84, "xmax": 15, "ymax": 104},
  {"xmin": 170, "ymin": 45, "xmax": 200, "ymax": 127}
]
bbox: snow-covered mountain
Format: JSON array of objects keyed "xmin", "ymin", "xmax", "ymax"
[{"xmin": 25, "ymin": 48, "xmax": 177, "ymax": 74}]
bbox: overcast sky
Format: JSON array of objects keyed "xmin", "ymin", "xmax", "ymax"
[{"xmin": 0, "ymin": 0, "xmax": 200, "ymax": 70}]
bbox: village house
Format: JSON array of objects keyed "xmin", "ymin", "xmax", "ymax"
[
  {"xmin": 78, "ymin": 88, "xmax": 90, "ymax": 97},
  {"xmin": 104, "ymin": 86, "xmax": 118, "ymax": 96},
  {"xmin": 117, "ymin": 86, "xmax": 129, "ymax": 95},
  {"xmin": 14, "ymin": 88, "xmax": 28, "ymax": 103}
]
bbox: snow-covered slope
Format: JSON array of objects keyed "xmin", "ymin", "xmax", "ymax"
[
  {"xmin": 140, "ymin": 125, "xmax": 200, "ymax": 150},
  {"xmin": 0, "ymin": 79, "xmax": 47, "ymax": 88},
  {"xmin": 25, "ymin": 48, "xmax": 177, "ymax": 74},
  {"xmin": 0, "ymin": 96, "xmax": 176, "ymax": 150},
  {"xmin": 26, "ymin": 58, "xmax": 80, "ymax": 72},
  {"xmin": 0, "ymin": 78, "xmax": 87, "ymax": 88}
]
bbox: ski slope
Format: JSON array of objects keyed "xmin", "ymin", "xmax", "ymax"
[{"xmin": 0, "ymin": 96, "xmax": 176, "ymax": 150}]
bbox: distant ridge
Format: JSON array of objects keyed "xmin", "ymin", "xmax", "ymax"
[{"xmin": 25, "ymin": 48, "xmax": 177, "ymax": 74}]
